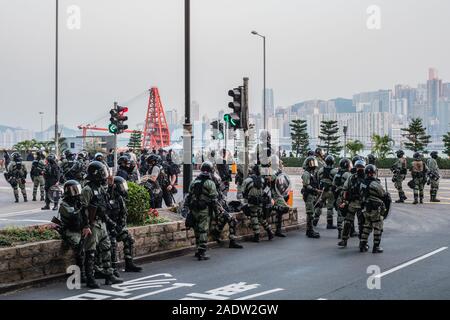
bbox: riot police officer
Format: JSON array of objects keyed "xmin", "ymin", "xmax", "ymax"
[
  {"xmin": 242, "ymin": 165, "xmax": 274, "ymax": 242},
  {"xmin": 410, "ymin": 152, "xmax": 428, "ymax": 204},
  {"xmin": 359, "ymin": 165, "xmax": 390, "ymax": 253},
  {"xmin": 338, "ymin": 159, "xmax": 366, "ymax": 248},
  {"xmin": 116, "ymin": 156, "xmax": 130, "ymax": 181},
  {"xmin": 301, "ymin": 156, "xmax": 321, "ymax": 239},
  {"xmin": 107, "ymin": 176, "xmax": 142, "ymax": 276},
  {"xmin": 367, "ymin": 154, "xmax": 377, "ymax": 165},
  {"xmin": 81, "ymin": 161, "xmax": 123, "ymax": 288},
  {"xmin": 271, "ymin": 166, "xmax": 291, "ymax": 237},
  {"xmin": 332, "ymin": 158, "xmax": 353, "ymax": 239},
  {"xmin": 42, "ymin": 154, "xmax": 61, "ymax": 211},
  {"xmin": 210, "ymin": 171, "xmax": 243, "ymax": 249},
  {"xmin": 30, "ymin": 152, "xmax": 46, "ymax": 201},
  {"xmin": 391, "ymin": 150, "xmax": 408, "ymax": 203},
  {"xmin": 143, "ymin": 154, "xmax": 164, "ymax": 208},
  {"xmin": 58, "ymin": 180, "xmax": 87, "ymax": 283},
  {"xmin": 427, "ymin": 151, "xmax": 440, "ymax": 202},
  {"xmin": 60, "ymin": 150, "xmax": 77, "ymax": 182},
  {"xmin": 6, "ymin": 152, "xmax": 28, "ymax": 202},
  {"xmin": 186, "ymin": 161, "xmax": 219, "ymax": 260},
  {"xmin": 314, "ymin": 155, "xmax": 338, "ymax": 229}
]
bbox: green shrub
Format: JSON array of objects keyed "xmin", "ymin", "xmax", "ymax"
[
  {"xmin": 125, "ymin": 182, "xmax": 151, "ymax": 226},
  {"xmin": 0, "ymin": 225, "xmax": 60, "ymax": 247}
]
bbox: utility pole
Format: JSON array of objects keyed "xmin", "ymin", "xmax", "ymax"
[
  {"xmin": 243, "ymin": 77, "xmax": 250, "ymax": 180},
  {"xmin": 343, "ymin": 125, "xmax": 348, "ymax": 158},
  {"xmin": 113, "ymin": 102, "xmax": 118, "ymax": 175},
  {"xmin": 54, "ymin": 0, "xmax": 59, "ymax": 157},
  {"xmin": 183, "ymin": 0, "xmax": 193, "ymax": 195}
]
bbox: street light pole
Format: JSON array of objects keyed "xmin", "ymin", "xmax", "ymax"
[
  {"xmin": 39, "ymin": 112, "xmax": 44, "ymax": 138},
  {"xmin": 251, "ymin": 31, "xmax": 266, "ymax": 130},
  {"xmin": 183, "ymin": 0, "xmax": 193, "ymax": 195},
  {"xmin": 54, "ymin": 0, "xmax": 59, "ymax": 157}
]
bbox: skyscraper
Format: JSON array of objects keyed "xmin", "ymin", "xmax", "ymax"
[{"xmin": 427, "ymin": 71, "xmax": 442, "ymax": 118}]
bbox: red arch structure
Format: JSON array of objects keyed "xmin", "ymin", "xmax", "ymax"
[{"xmin": 141, "ymin": 87, "xmax": 171, "ymax": 150}]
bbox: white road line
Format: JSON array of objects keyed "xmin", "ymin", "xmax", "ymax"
[
  {"xmin": 235, "ymin": 288, "xmax": 285, "ymax": 300},
  {"xmin": 0, "ymin": 218, "xmax": 51, "ymax": 223},
  {"xmin": 317, "ymin": 298, "xmax": 328, "ymax": 300},
  {"xmin": 375, "ymin": 247, "xmax": 448, "ymax": 279},
  {"xmin": 0, "ymin": 209, "xmax": 43, "ymax": 218}
]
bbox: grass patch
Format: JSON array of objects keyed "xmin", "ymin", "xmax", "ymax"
[{"xmin": 0, "ymin": 225, "xmax": 60, "ymax": 247}]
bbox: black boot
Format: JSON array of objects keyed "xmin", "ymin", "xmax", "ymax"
[
  {"xmin": 125, "ymin": 258, "xmax": 143, "ymax": 272},
  {"xmin": 372, "ymin": 245, "xmax": 384, "ymax": 253},
  {"xmin": 229, "ymin": 239, "xmax": 243, "ymax": 249},
  {"xmin": 40, "ymin": 195, "xmax": 45, "ymax": 201},
  {"xmin": 266, "ymin": 228, "xmax": 274, "ymax": 241},
  {"xmin": 359, "ymin": 241, "xmax": 369, "ymax": 252},
  {"xmin": 85, "ymin": 252, "xmax": 100, "ymax": 289},
  {"xmin": 32, "ymin": 195, "xmax": 37, "ymax": 201},
  {"xmin": 41, "ymin": 202, "xmax": 51, "ymax": 210},
  {"xmin": 419, "ymin": 197, "xmax": 423, "ymax": 204},
  {"xmin": 252, "ymin": 234, "xmax": 260, "ymax": 243},
  {"xmin": 52, "ymin": 203, "xmax": 58, "ymax": 211},
  {"xmin": 75, "ymin": 253, "xmax": 86, "ymax": 284},
  {"xmin": 312, "ymin": 217, "xmax": 319, "ymax": 227},
  {"xmin": 211, "ymin": 229, "xmax": 222, "ymax": 244},
  {"xmin": 197, "ymin": 249, "xmax": 210, "ymax": 261},
  {"xmin": 23, "ymin": 195, "xmax": 28, "ymax": 202},
  {"xmin": 337, "ymin": 239, "xmax": 347, "ymax": 247},
  {"xmin": 275, "ymin": 228, "xmax": 287, "ymax": 237},
  {"xmin": 338, "ymin": 229, "xmax": 342, "ymax": 239},
  {"xmin": 413, "ymin": 196, "xmax": 418, "ymax": 205},
  {"xmin": 327, "ymin": 219, "xmax": 337, "ymax": 229},
  {"xmin": 306, "ymin": 229, "xmax": 320, "ymax": 239},
  {"xmin": 105, "ymin": 274, "xmax": 124, "ymax": 285}
]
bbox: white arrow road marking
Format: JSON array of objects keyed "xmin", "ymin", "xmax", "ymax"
[{"xmin": 375, "ymin": 246, "xmax": 448, "ymax": 279}]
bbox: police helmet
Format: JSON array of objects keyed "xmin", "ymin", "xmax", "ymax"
[
  {"xmin": 430, "ymin": 151, "xmax": 438, "ymax": 159},
  {"xmin": 352, "ymin": 155, "xmax": 362, "ymax": 165},
  {"xmin": 63, "ymin": 180, "xmax": 82, "ymax": 198},
  {"xmin": 77, "ymin": 151, "xmax": 88, "ymax": 160},
  {"xmin": 47, "ymin": 153, "xmax": 57, "ymax": 164},
  {"xmin": 365, "ymin": 164, "xmax": 377, "ymax": 176},
  {"xmin": 339, "ymin": 158, "xmax": 352, "ymax": 170},
  {"xmin": 12, "ymin": 152, "xmax": 22, "ymax": 162},
  {"xmin": 113, "ymin": 176, "xmax": 129, "ymax": 197},
  {"xmin": 305, "ymin": 156, "xmax": 318, "ymax": 170},
  {"xmin": 86, "ymin": 161, "xmax": 108, "ymax": 182},
  {"xmin": 307, "ymin": 150, "xmax": 315, "ymax": 157},
  {"xmin": 413, "ymin": 152, "xmax": 421, "ymax": 160},
  {"xmin": 325, "ymin": 155, "xmax": 335, "ymax": 166},
  {"xmin": 354, "ymin": 159, "xmax": 366, "ymax": 170},
  {"xmin": 146, "ymin": 154, "xmax": 160, "ymax": 165},
  {"xmin": 37, "ymin": 150, "xmax": 46, "ymax": 160},
  {"xmin": 315, "ymin": 148, "xmax": 325, "ymax": 159},
  {"xmin": 396, "ymin": 150, "xmax": 405, "ymax": 158},
  {"xmin": 118, "ymin": 156, "xmax": 130, "ymax": 167},
  {"xmin": 64, "ymin": 150, "xmax": 74, "ymax": 160},
  {"xmin": 200, "ymin": 161, "xmax": 214, "ymax": 173},
  {"xmin": 252, "ymin": 164, "xmax": 261, "ymax": 176},
  {"xmin": 94, "ymin": 152, "xmax": 104, "ymax": 162},
  {"xmin": 367, "ymin": 154, "xmax": 376, "ymax": 164}
]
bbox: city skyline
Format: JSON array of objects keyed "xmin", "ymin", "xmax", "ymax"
[{"xmin": 1, "ymin": 0, "xmax": 450, "ymax": 132}]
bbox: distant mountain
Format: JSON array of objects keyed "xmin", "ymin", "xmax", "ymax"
[{"xmin": 0, "ymin": 125, "xmax": 20, "ymax": 132}]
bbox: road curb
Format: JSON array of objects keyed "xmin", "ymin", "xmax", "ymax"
[{"xmin": 0, "ymin": 220, "xmax": 306, "ymax": 295}]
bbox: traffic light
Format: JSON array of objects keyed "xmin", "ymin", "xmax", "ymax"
[
  {"xmin": 218, "ymin": 122, "xmax": 224, "ymax": 140},
  {"xmin": 109, "ymin": 105, "xmax": 129, "ymax": 134},
  {"xmin": 225, "ymin": 87, "xmax": 243, "ymax": 129}
]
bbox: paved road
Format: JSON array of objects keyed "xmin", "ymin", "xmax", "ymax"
[{"xmin": 2, "ymin": 179, "xmax": 450, "ymax": 300}]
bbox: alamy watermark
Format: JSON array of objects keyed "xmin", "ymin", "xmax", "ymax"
[{"xmin": 366, "ymin": 5, "xmax": 381, "ymax": 30}]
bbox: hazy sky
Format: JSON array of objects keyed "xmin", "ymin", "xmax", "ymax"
[{"xmin": 1, "ymin": 0, "xmax": 449, "ymax": 132}]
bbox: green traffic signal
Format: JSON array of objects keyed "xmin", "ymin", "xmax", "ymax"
[
  {"xmin": 108, "ymin": 123, "xmax": 118, "ymax": 134},
  {"xmin": 224, "ymin": 113, "xmax": 238, "ymax": 128}
]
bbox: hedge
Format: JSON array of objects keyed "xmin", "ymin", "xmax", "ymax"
[
  {"xmin": 281, "ymin": 157, "xmax": 450, "ymax": 169},
  {"xmin": 0, "ymin": 225, "xmax": 60, "ymax": 247}
]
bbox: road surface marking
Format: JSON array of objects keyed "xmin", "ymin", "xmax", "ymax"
[
  {"xmin": 375, "ymin": 246, "xmax": 448, "ymax": 279},
  {"xmin": 317, "ymin": 298, "xmax": 328, "ymax": 300},
  {"xmin": 235, "ymin": 288, "xmax": 284, "ymax": 300},
  {"xmin": 0, "ymin": 209, "xmax": 42, "ymax": 218},
  {"xmin": 0, "ymin": 218, "xmax": 51, "ymax": 223}
]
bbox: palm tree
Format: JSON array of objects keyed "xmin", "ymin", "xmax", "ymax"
[
  {"xmin": 371, "ymin": 134, "xmax": 393, "ymax": 160},
  {"xmin": 345, "ymin": 140, "xmax": 364, "ymax": 158},
  {"xmin": 13, "ymin": 139, "xmax": 40, "ymax": 151}
]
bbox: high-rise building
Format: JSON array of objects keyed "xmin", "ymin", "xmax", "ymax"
[
  {"xmin": 429, "ymin": 67, "xmax": 439, "ymax": 81},
  {"xmin": 427, "ymin": 78, "xmax": 442, "ymax": 118},
  {"xmin": 191, "ymin": 101, "xmax": 200, "ymax": 122},
  {"xmin": 165, "ymin": 109, "xmax": 179, "ymax": 126},
  {"xmin": 442, "ymin": 83, "xmax": 450, "ymax": 100},
  {"xmin": 394, "ymin": 85, "xmax": 416, "ymax": 118},
  {"xmin": 353, "ymin": 90, "xmax": 392, "ymax": 113},
  {"xmin": 264, "ymin": 88, "xmax": 274, "ymax": 118},
  {"xmin": 331, "ymin": 98, "xmax": 355, "ymax": 113}
]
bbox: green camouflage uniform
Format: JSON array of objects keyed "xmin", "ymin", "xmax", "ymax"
[
  {"xmin": 271, "ymin": 172, "xmax": 290, "ymax": 234},
  {"xmin": 30, "ymin": 160, "xmax": 45, "ymax": 200},
  {"xmin": 301, "ymin": 169, "xmax": 320, "ymax": 234},
  {"xmin": 210, "ymin": 175, "xmax": 238, "ymax": 241},
  {"xmin": 59, "ymin": 198, "xmax": 85, "ymax": 279},
  {"xmin": 426, "ymin": 158, "xmax": 440, "ymax": 200},
  {"xmin": 411, "ymin": 160, "xmax": 428, "ymax": 202},
  {"xmin": 332, "ymin": 169, "xmax": 352, "ymax": 233},
  {"xmin": 81, "ymin": 183, "xmax": 114, "ymax": 277},
  {"xmin": 391, "ymin": 158, "xmax": 407, "ymax": 200},
  {"xmin": 360, "ymin": 177, "xmax": 386, "ymax": 248},
  {"xmin": 188, "ymin": 174, "xmax": 218, "ymax": 251},
  {"xmin": 315, "ymin": 165, "xmax": 338, "ymax": 226},
  {"xmin": 341, "ymin": 173, "xmax": 365, "ymax": 241},
  {"xmin": 313, "ymin": 157, "xmax": 326, "ymax": 221},
  {"xmin": 242, "ymin": 174, "xmax": 272, "ymax": 236},
  {"xmin": 7, "ymin": 161, "xmax": 28, "ymax": 202}
]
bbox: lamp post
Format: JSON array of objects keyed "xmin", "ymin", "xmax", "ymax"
[
  {"xmin": 39, "ymin": 112, "xmax": 44, "ymax": 139},
  {"xmin": 343, "ymin": 125, "xmax": 348, "ymax": 158},
  {"xmin": 251, "ymin": 30, "xmax": 266, "ymax": 130},
  {"xmin": 54, "ymin": 0, "xmax": 59, "ymax": 157}
]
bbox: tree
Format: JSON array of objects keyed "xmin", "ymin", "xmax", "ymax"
[
  {"xmin": 401, "ymin": 118, "xmax": 431, "ymax": 153},
  {"xmin": 371, "ymin": 134, "xmax": 393, "ymax": 160},
  {"xmin": 345, "ymin": 140, "xmax": 364, "ymax": 158},
  {"xmin": 128, "ymin": 131, "xmax": 142, "ymax": 152},
  {"xmin": 318, "ymin": 120, "xmax": 342, "ymax": 156},
  {"xmin": 289, "ymin": 119, "xmax": 309, "ymax": 157},
  {"xmin": 13, "ymin": 139, "xmax": 39, "ymax": 151},
  {"xmin": 443, "ymin": 132, "xmax": 450, "ymax": 157}
]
